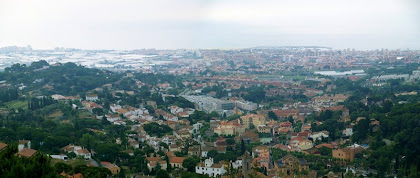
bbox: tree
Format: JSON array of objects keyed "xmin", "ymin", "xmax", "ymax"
[
  {"xmin": 268, "ymin": 111, "xmax": 278, "ymax": 120},
  {"xmin": 207, "ymin": 150, "xmax": 218, "ymax": 158},
  {"xmin": 92, "ymin": 108, "xmax": 104, "ymax": 115},
  {"xmin": 55, "ymin": 162, "xmax": 73, "ymax": 174},
  {"xmin": 67, "ymin": 152, "xmax": 76, "ymax": 159},
  {"xmin": 159, "ymin": 142, "xmax": 169, "ymax": 149},
  {"xmin": 143, "ymin": 122, "xmax": 172, "ymax": 137},
  {"xmin": 240, "ymin": 139, "xmax": 246, "ymax": 155},
  {"xmin": 156, "ymin": 169, "xmax": 170, "ymax": 178},
  {"xmin": 182, "ymin": 156, "xmax": 200, "ymax": 172},
  {"xmin": 80, "ymin": 133, "xmax": 97, "ymax": 151}
]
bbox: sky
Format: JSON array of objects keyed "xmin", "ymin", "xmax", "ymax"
[{"xmin": 0, "ymin": 0, "xmax": 419, "ymax": 50}]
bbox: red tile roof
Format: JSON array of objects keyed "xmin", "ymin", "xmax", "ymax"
[
  {"xmin": 0, "ymin": 142, "xmax": 7, "ymax": 151},
  {"xmin": 18, "ymin": 148, "xmax": 37, "ymax": 158}
]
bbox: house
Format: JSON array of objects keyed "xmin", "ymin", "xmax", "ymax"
[
  {"xmin": 274, "ymin": 155, "xmax": 309, "ymax": 177},
  {"xmin": 146, "ymin": 157, "xmax": 167, "ymax": 171},
  {"xmin": 332, "ymin": 147, "xmax": 364, "ymax": 162},
  {"xmin": 169, "ymin": 144, "xmax": 181, "ymax": 152},
  {"xmin": 370, "ymin": 119, "xmax": 380, "ymax": 132},
  {"xmin": 342, "ymin": 126, "xmax": 353, "ymax": 137},
  {"xmin": 50, "ymin": 154, "xmax": 69, "ymax": 161},
  {"xmin": 289, "ymin": 136, "xmax": 306, "ymax": 146},
  {"xmin": 110, "ymin": 104, "xmax": 122, "ymax": 113},
  {"xmin": 76, "ymin": 149, "xmax": 91, "ymax": 159},
  {"xmin": 310, "ymin": 131, "xmax": 329, "ymax": 141},
  {"xmin": 86, "ymin": 94, "xmax": 99, "ymax": 101},
  {"xmin": 201, "ymin": 147, "xmax": 212, "ymax": 157},
  {"xmin": 101, "ymin": 161, "xmax": 121, "ymax": 175},
  {"xmin": 257, "ymin": 125, "xmax": 271, "ymax": 134},
  {"xmin": 214, "ymin": 123, "xmax": 236, "ymax": 136},
  {"xmin": 298, "ymin": 140, "xmax": 313, "ymax": 151},
  {"xmin": 18, "ymin": 148, "xmax": 37, "ymax": 158},
  {"xmin": 169, "ymin": 106, "xmax": 183, "ymax": 115},
  {"xmin": 122, "ymin": 150, "xmax": 135, "ymax": 156},
  {"xmin": 61, "ymin": 144, "xmax": 82, "ymax": 153},
  {"xmin": 128, "ymin": 140, "xmax": 140, "ymax": 149},
  {"xmin": 272, "ymin": 110, "xmax": 298, "ymax": 119},
  {"xmin": 51, "ymin": 94, "xmax": 66, "ymax": 101},
  {"xmin": 195, "ymin": 158, "xmax": 226, "ymax": 177},
  {"xmin": 236, "ymin": 132, "xmax": 259, "ymax": 143},
  {"xmin": 240, "ymin": 114, "xmax": 266, "ymax": 128},
  {"xmin": 0, "ymin": 142, "xmax": 7, "ymax": 152},
  {"xmin": 18, "ymin": 140, "xmax": 31, "ymax": 151},
  {"xmin": 116, "ymin": 108, "xmax": 130, "ymax": 117},
  {"xmin": 231, "ymin": 159, "xmax": 243, "ymax": 169},
  {"xmin": 59, "ymin": 172, "xmax": 84, "ymax": 178},
  {"xmin": 170, "ymin": 157, "xmax": 186, "ymax": 169},
  {"xmin": 273, "ymin": 122, "xmax": 292, "ymax": 135},
  {"xmin": 105, "ymin": 114, "xmax": 121, "ymax": 122},
  {"xmin": 315, "ymin": 143, "xmax": 334, "ymax": 149},
  {"xmin": 174, "ymin": 129, "xmax": 191, "ymax": 140},
  {"xmin": 188, "ymin": 145, "xmax": 201, "ymax": 157}
]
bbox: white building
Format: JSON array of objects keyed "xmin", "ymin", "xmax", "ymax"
[
  {"xmin": 105, "ymin": 114, "xmax": 121, "ymax": 122},
  {"xmin": 18, "ymin": 140, "xmax": 31, "ymax": 151},
  {"xmin": 169, "ymin": 106, "xmax": 183, "ymax": 115},
  {"xmin": 310, "ymin": 131, "xmax": 329, "ymax": 141},
  {"xmin": 50, "ymin": 154, "xmax": 69, "ymax": 161},
  {"xmin": 86, "ymin": 94, "xmax": 99, "ymax": 101},
  {"xmin": 76, "ymin": 149, "xmax": 92, "ymax": 159},
  {"xmin": 231, "ymin": 159, "xmax": 243, "ymax": 169},
  {"xmin": 110, "ymin": 104, "xmax": 122, "ymax": 113},
  {"xmin": 192, "ymin": 123, "xmax": 204, "ymax": 133},
  {"xmin": 195, "ymin": 158, "xmax": 226, "ymax": 177},
  {"xmin": 343, "ymin": 127, "xmax": 353, "ymax": 137},
  {"xmin": 235, "ymin": 100, "xmax": 258, "ymax": 111}
]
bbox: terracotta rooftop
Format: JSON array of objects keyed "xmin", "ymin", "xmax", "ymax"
[
  {"xmin": 0, "ymin": 142, "xmax": 7, "ymax": 151},
  {"xmin": 170, "ymin": 157, "xmax": 185, "ymax": 164},
  {"xmin": 18, "ymin": 148, "xmax": 37, "ymax": 158}
]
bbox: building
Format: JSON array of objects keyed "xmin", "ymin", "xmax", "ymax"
[
  {"xmin": 146, "ymin": 157, "xmax": 168, "ymax": 171},
  {"xmin": 17, "ymin": 148, "xmax": 37, "ymax": 158},
  {"xmin": 213, "ymin": 120, "xmax": 241, "ymax": 136},
  {"xmin": 169, "ymin": 156, "xmax": 186, "ymax": 169},
  {"xmin": 310, "ymin": 131, "xmax": 329, "ymax": 141},
  {"xmin": 101, "ymin": 161, "xmax": 121, "ymax": 175},
  {"xmin": 60, "ymin": 172, "xmax": 84, "ymax": 178},
  {"xmin": 86, "ymin": 94, "xmax": 99, "ymax": 101},
  {"xmin": 105, "ymin": 114, "xmax": 121, "ymax": 122},
  {"xmin": 195, "ymin": 157, "xmax": 226, "ymax": 177},
  {"xmin": 332, "ymin": 147, "xmax": 363, "ymax": 162},
  {"xmin": 235, "ymin": 100, "xmax": 258, "ymax": 111},
  {"xmin": 274, "ymin": 155, "xmax": 309, "ymax": 177},
  {"xmin": 188, "ymin": 145, "xmax": 201, "ymax": 157},
  {"xmin": 18, "ymin": 140, "xmax": 31, "ymax": 151},
  {"xmin": 297, "ymin": 140, "xmax": 313, "ymax": 151},
  {"xmin": 76, "ymin": 149, "xmax": 91, "ymax": 159},
  {"xmin": 183, "ymin": 95, "xmax": 234, "ymax": 115},
  {"xmin": 240, "ymin": 114, "xmax": 266, "ymax": 129},
  {"xmin": 50, "ymin": 154, "xmax": 69, "ymax": 161},
  {"xmin": 257, "ymin": 125, "xmax": 271, "ymax": 134},
  {"xmin": 273, "ymin": 110, "xmax": 299, "ymax": 119},
  {"xmin": 0, "ymin": 142, "xmax": 7, "ymax": 152},
  {"xmin": 342, "ymin": 126, "xmax": 353, "ymax": 137},
  {"xmin": 128, "ymin": 140, "xmax": 140, "ymax": 149}
]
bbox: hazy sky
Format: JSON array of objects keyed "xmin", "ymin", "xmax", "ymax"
[{"xmin": 0, "ymin": 0, "xmax": 419, "ymax": 50}]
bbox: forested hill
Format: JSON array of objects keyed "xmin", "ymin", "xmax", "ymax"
[{"xmin": 0, "ymin": 61, "xmax": 123, "ymax": 96}]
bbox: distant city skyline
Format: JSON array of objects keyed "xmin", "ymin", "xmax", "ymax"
[{"xmin": 1, "ymin": 0, "xmax": 419, "ymax": 50}]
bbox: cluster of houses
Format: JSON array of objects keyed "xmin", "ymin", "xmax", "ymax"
[{"xmin": 42, "ymin": 78, "xmax": 378, "ymax": 177}]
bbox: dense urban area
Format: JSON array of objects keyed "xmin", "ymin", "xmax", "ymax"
[{"xmin": 1, "ymin": 46, "xmax": 420, "ymax": 178}]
